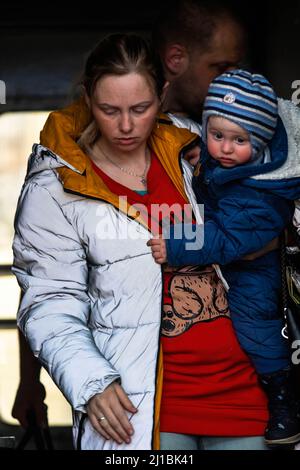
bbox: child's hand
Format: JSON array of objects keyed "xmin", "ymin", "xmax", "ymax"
[
  {"xmin": 183, "ymin": 145, "xmax": 201, "ymax": 166},
  {"xmin": 147, "ymin": 237, "xmax": 167, "ymax": 264}
]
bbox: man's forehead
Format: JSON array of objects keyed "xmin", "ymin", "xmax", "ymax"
[
  {"xmin": 210, "ymin": 19, "xmax": 246, "ymax": 56},
  {"xmin": 190, "ymin": 20, "xmax": 245, "ymax": 66},
  {"xmin": 206, "ymin": 48, "xmax": 243, "ymax": 66},
  {"xmin": 192, "ymin": 47, "xmax": 243, "ymax": 68}
]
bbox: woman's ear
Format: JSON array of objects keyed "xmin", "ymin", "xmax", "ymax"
[{"xmin": 84, "ymin": 91, "xmax": 91, "ymax": 109}]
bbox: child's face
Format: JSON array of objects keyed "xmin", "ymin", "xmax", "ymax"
[{"xmin": 207, "ymin": 116, "xmax": 252, "ymax": 168}]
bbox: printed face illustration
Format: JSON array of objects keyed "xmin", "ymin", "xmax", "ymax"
[{"xmin": 162, "ymin": 266, "xmax": 230, "ymax": 337}]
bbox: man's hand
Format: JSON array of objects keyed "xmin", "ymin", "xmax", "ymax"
[
  {"xmin": 147, "ymin": 237, "xmax": 167, "ymax": 264},
  {"xmin": 12, "ymin": 381, "xmax": 48, "ymax": 429}
]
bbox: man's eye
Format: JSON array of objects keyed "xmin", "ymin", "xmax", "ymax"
[{"xmin": 216, "ymin": 64, "xmax": 230, "ymax": 74}]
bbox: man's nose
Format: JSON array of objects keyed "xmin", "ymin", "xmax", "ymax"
[{"xmin": 119, "ymin": 112, "xmax": 133, "ymax": 133}]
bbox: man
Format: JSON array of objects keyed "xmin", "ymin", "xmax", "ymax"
[{"xmin": 153, "ymin": 0, "xmax": 247, "ymax": 121}]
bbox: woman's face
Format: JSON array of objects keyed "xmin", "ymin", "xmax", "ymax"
[{"xmin": 89, "ymin": 72, "xmax": 161, "ymax": 153}]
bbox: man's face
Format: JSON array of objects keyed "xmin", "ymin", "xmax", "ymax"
[{"xmin": 169, "ymin": 20, "xmax": 246, "ymax": 120}]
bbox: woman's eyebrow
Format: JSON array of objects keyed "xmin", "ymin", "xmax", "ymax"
[
  {"xmin": 97, "ymin": 103, "xmax": 118, "ymax": 107},
  {"xmin": 97, "ymin": 100, "xmax": 153, "ymax": 107},
  {"xmin": 131, "ymin": 101, "xmax": 153, "ymax": 106}
]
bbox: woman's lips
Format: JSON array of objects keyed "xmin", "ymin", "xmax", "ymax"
[{"xmin": 116, "ymin": 138, "xmax": 138, "ymax": 145}]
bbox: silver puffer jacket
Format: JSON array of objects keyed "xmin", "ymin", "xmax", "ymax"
[{"xmin": 12, "ymin": 117, "xmax": 203, "ymax": 450}]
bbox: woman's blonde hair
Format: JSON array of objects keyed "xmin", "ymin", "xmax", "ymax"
[{"xmin": 78, "ymin": 33, "xmax": 165, "ymax": 151}]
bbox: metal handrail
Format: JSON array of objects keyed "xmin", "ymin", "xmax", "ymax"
[
  {"xmin": 0, "ymin": 319, "xmax": 17, "ymax": 328},
  {"xmin": 0, "ymin": 264, "xmax": 17, "ymax": 326},
  {"xmin": 0, "ymin": 265, "xmax": 12, "ymax": 275}
]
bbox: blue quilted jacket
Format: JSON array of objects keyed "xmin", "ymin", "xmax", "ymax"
[
  {"xmin": 166, "ymin": 116, "xmax": 300, "ymax": 267},
  {"xmin": 166, "ymin": 103, "xmax": 300, "ymax": 373}
]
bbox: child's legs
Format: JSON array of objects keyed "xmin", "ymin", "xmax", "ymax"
[{"xmin": 224, "ymin": 254, "xmax": 290, "ymax": 375}]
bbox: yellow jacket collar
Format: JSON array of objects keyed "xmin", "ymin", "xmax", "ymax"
[{"xmin": 40, "ymin": 99, "xmax": 198, "ymax": 207}]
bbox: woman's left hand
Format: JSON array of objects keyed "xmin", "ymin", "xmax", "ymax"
[
  {"xmin": 147, "ymin": 237, "xmax": 167, "ymax": 264},
  {"xmin": 86, "ymin": 381, "xmax": 137, "ymax": 445}
]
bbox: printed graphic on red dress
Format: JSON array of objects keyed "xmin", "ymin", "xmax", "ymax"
[{"xmin": 162, "ymin": 265, "xmax": 230, "ymax": 337}]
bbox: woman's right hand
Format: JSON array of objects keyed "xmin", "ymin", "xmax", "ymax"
[
  {"xmin": 86, "ymin": 381, "xmax": 138, "ymax": 445},
  {"xmin": 183, "ymin": 145, "xmax": 201, "ymax": 166}
]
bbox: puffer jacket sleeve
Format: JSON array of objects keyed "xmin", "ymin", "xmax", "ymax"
[
  {"xmin": 12, "ymin": 181, "xmax": 120, "ymax": 412},
  {"xmin": 166, "ymin": 193, "xmax": 293, "ymax": 267}
]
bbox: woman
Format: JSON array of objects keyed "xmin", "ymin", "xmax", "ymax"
[{"xmin": 12, "ymin": 34, "xmax": 269, "ymax": 450}]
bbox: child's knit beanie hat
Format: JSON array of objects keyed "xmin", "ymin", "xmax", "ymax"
[{"xmin": 202, "ymin": 69, "xmax": 278, "ymax": 159}]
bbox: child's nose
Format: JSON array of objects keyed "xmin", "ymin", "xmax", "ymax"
[{"xmin": 221, "ymin": 140, "xmax": 233, "ymax": 154}]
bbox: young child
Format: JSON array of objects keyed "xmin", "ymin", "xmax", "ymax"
[{"xmin": 148, "ymin": 70, "xmax": 300, "ymax": 446}]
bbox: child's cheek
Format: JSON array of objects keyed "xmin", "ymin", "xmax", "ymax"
[{"xmin": 207, "ymin": 139, "xmax": 220, "ymax": 159}]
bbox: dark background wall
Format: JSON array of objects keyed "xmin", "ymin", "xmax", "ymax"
[
  {"xmin": 0, "ymin": 0, "xmax": 299, "ymax": 111},
  {"xmin": 241, "ymin": 1, "xmax": 300, "ymax": 101}
]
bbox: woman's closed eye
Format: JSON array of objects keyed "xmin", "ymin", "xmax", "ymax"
[
  {"xmin": 98, "ymin": 106, "xmax": 119, "ymax": 116},
  {"xmin": 97, "ymin": 103, "xmax": 151, "ymax": 116},
  {"xmin": 131, "ymin": 105, "xmax": 149, "ymax": 114}
]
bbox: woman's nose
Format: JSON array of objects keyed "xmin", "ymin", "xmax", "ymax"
[{"xmin": 119, "ymin": 113, "xmax": 133, "ymax": 133}]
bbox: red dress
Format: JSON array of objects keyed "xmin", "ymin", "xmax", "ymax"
[{"xmin": 92, "ymin": 154, "xmax": 268, "ymax": 436}]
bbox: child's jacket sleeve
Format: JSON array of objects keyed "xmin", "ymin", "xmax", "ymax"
[{"xmin": 165, "ymin": 192, "xmax": 293, "ymax": 267}]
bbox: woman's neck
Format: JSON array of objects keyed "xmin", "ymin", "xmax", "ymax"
[
  {"xmin": 92, "ymin": 139, "xmax": 149, "ymax": 170},
  {"xmin": 89, "ymin": 138, "xmax": 151, "ymax": 192}
]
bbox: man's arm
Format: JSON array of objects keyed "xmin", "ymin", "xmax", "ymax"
[
  {"xmin": 12, "ymin": 327, "xmax": 48, "ymax": 428},
  {"xmin": 242, "ymin": 237, "xmax": 279, "ymax": 261}
]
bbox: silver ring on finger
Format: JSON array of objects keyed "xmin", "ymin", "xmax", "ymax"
[{"xmin": 97, "ymin": 416, "xmax": 107, "ymax": 424}]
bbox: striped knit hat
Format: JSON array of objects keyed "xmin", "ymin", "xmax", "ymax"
[{"xmin": 202, "ymin": 70, "xmax": 278, "ymax": 160}]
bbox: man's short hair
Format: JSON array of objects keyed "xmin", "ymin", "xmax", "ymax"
[{"xmin": 153, "ymin": 0, "xmax": 246, "ymax": 54}]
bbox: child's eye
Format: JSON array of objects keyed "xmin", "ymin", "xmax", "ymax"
[
  {"xmin": 213, "ymin": 132, "xmax": 223, "ymax": 140},
  {"xmin": 235, "ymin": 137, "xmax": 247, "ymax": 144}
]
